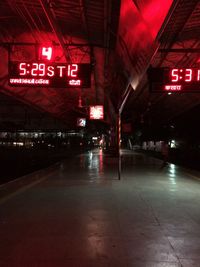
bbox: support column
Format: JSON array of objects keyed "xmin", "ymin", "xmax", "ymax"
[{"xmin": 118, "ymin": 112, "xmax": 121, "ymax": 180}]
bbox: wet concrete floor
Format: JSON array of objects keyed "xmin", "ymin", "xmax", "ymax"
[{"xmin": 1, "ymin": 149, "xmax": 200, "ymax": 266}]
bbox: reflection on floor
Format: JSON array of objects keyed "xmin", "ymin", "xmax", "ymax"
[{"xmin": 1, "ymin": 148, "xmax": 200, "ymax": 266}]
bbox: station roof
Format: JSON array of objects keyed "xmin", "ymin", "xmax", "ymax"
[{"xmin": 0, "ymin": 0, "xmax": 200, "ymax": 132}]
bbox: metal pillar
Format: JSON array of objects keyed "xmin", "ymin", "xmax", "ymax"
[
  {"xmin": 117, "ymin": 84, "xmax": 132, "ymax": 180},
  {"xmin": 118, "ymin": 112, "xmax": 121, "ymax": 180}
]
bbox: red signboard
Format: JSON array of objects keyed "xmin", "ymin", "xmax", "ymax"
[
  {"xmin": 148, "ymin": 68, "xmax": 200, "ymax": 92},
  {"xmin": 8, "ymin": 45, "xmax": 91, "ymax": 88},
  {"xmin": 89, "ymin": 106, "xmax": 104, "ymax": 120},
  {"xmin": 9, "ymin": 62, "xmax": 91, "ymax": 88}
]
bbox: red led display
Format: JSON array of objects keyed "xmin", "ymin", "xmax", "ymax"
[
  {"xmin": 170, "ymin": 68, "xmax": 200, "ymax": 83},
  {"xmin": 77, "ymin": 118, "xmax": 86, "ymax": 127},
  {"xmin": 164, "ymin": 85, "xmax": 182, "ymax": 91},
  {"xmin": 89, "ymin": 106, "xmax": 104, "ymax": 120},
  {"xmin": 17, "ymin": 63, "xmax": 79, "ymax": 77},
  {"xmin": 148, "ymin": 68, "xmax": 200, "ymax": 93},
  {"xmin": 9, "ymin": 62, "xmax": 91, "ymax": 88},
  {"xmin": 39, "ymin": 46, "xmax": 53, "ymax": 61}
]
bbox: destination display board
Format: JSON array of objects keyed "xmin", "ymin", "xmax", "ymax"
[
  {"xmin": 148, "ymin": 67, "xmax": 200, "ymax": 92},
  {"xmin": 9, "ymin": 62, "xmax": 91, "ymax": 88},
  {"xmin": 8, "ymin": 45, "xmax": 91, "ymax": 88}
]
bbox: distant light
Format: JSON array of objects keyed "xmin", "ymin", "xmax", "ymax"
[
  {"xmin": 92, "ymin": 137, "xmax": 98, "ymax": 140},
  {"xmin": 169, "ymin": 164, "xmax": 176, "ymax": 183},
  {"xmin": 168, "ymin": 92, "xmax": 172, "ymax": 95},
  {"xmin": 89, "ymin": 105, "xmax": 104, "ymax": 120},
  {"xmin": 169, "ymin": 163, "xmax": 175, "ymax": 169},
  {"xmin": 13, "ymin": 142, "xmax": 24, "ymax": 146},
  {"xmin": 170, "ymin": 140, "xmax": 176, "ymax": 148},
  {"xmin": 77, "ymin": 118, "xmax": 86, "ymax": 127}
]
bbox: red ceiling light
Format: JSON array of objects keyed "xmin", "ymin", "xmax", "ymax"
[
  {"xmin": 9, "ymin": 62, "xmax": 91, "ymax": 88},
  {"xmin": 89, "ymin": 105, "xmax": 104, "ymax": 120}
]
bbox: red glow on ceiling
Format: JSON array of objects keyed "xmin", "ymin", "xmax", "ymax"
[
  {"xmin": 141, "ymin": 0, "xmax": 173, "ymax": 39},
  {"xmin": 117, "ymin": 0, "xmax": 173, "ymax": 64},
  {"xmin": 119, "ymin": 0, "xmax": 153, "ymax": 51},
  {"xmin": 119, "ymin": 0, "xmax": 173, "ymax": 43}
]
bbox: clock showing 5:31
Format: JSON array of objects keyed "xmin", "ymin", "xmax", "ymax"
[{"xmin": 170, "ymin": 68, "xmax": 200, "ymax": 83}]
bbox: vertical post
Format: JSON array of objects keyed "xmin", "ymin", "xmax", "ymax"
[
  {"xmin": 118, "ymin": 85, "xmax": 132, "ymax": 181},
  {"xmin": 118, "ymin": 112, "xmax": 121, "ymax": 180}
]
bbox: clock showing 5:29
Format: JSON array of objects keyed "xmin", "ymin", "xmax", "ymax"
[{"xmin": 9, "ymin": 61, "xmax": 91, "ymax": 88}]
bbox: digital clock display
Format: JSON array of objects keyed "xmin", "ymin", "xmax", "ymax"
[
  {"xmin": 170, "ymin": 68, "xmax": 200, "ymax": 82},
  {"xmin": 9, "ymin": 62, "xmax": 91, "ymax": 88},
  {"xmin": 148, "ymin": 68, "xmax": 200, "ymax": 92}
]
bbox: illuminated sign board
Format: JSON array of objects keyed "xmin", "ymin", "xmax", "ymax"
[
  {"xmin": 148, "ymin": 68, "xmax": 200, "ymax": 92},
  {"xmin": 9, "ymin": 62, "xmax": 91, "ymax": 88},
  {"xmin": 89, "ymin": 105, "xmax": 104, "ymax": 120},
  {"xmin": 77, "ymin": 118, "xmax": 86, "ymax": 127}
]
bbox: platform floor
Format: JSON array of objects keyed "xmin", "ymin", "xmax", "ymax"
[{"xmin": 1, "ymin": 149, "xmax": 200, "ymax": 267}]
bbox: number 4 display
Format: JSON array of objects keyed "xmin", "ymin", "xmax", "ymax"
[{"xmin": 41, "ymin": 47, "xmax": 53, "ymax": 61}]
